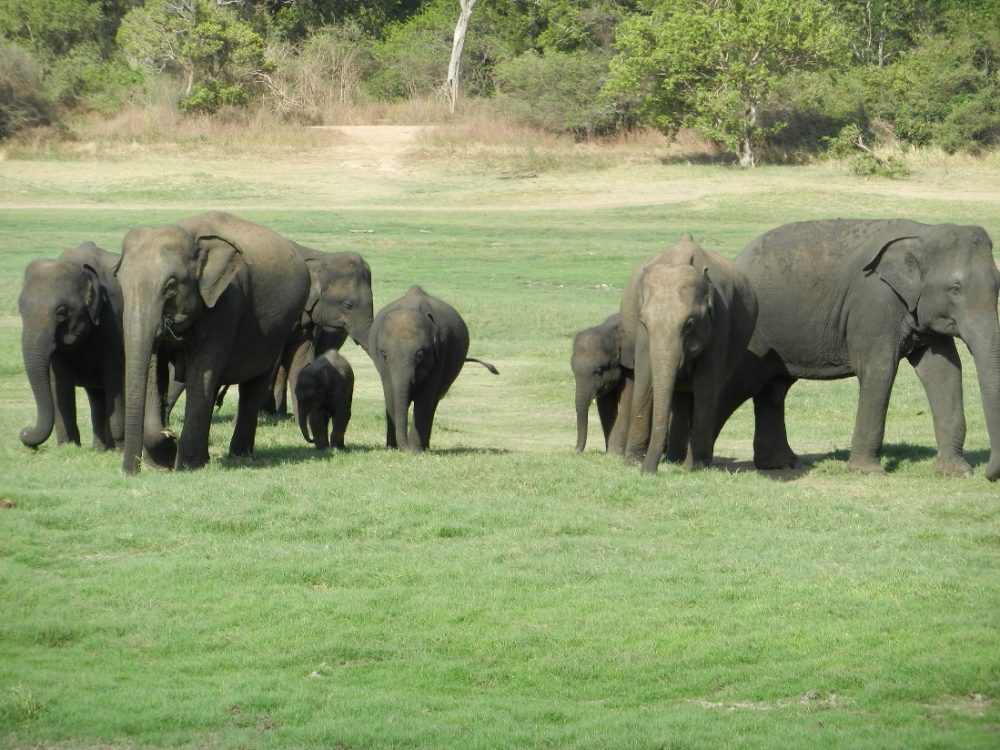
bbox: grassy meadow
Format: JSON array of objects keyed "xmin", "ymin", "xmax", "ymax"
[{"xmin": 0, "ymin": 131, "xmax": 999, "ymax": 748}]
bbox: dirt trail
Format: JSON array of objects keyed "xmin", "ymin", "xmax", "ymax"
[{"xmin": 308, "ymin": 125, "xmax": 435, "ymax": 174}]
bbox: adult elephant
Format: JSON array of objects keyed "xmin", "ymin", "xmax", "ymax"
[
  {"xmin": 115, "ymin": 211, "xmax": 310, "ymax": 473},
  {"xmin": 571, "ymin": 313, "xmax": 627, "ymax": 453},
  {"xmin": 715, "ymin": 219, "xmax": 1000, "ymax": 480},
  {"xmin": 370, "ymin": 285, "xmax": 498, "ymax": 452},
  {"xmin": 19, "ymin": 242, "xmax": 125, "ymax": 451},
  {"xmin": 616, "ymin": 234, "xmax": 757, "ymax": 473}
]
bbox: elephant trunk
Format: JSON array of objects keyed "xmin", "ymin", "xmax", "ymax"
[
  {"xmin": 964, "ymin": 323, "xmax": 1000, "ymax": 480},
  {"xmin": 393, "ymin": 379, "xmax": 411, "ymax": 451},
  {"xmin": 298, "ymin": 405, "xmax": 315, "ymax": 443},
  {"xmin": 642, "ymin": 335, "xmax": 681, "ymax": 474},
  {"xmin": 20, "ymin": 332, "xmax": 56, "ymax": 448},
  {"xmin": 575, "ymin": 384, "xmax": 593, "ymax": 452},
  {"xmin": 121, "ymin": 296, "xmax": 161, "ymax": 474}
]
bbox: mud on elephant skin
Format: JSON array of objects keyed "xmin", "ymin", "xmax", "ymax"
[
  {"xmin": 571, "ymin": 312, "xmax": 628, "ymax": 453},
  {"xmin": 115, "ymin": 211, "xmax": 311, "ymax": 473},
  {"xmin": 19, "ymin": 242, "xmax": 126, "ymax": 451},
  {"xmin": 715, "ymin": 219, "xmax": 1000, "ymax": 480},
  {"xmin": 369, "ymin": 285, "xmax": 499, "ymax": 453},
  {"xmin": 295, "ymin": 349, "xmax": 355, "ymax": 450},
  {"xmin": 615, "ymin": 234, "xmax": 758, "ymax": 473}
]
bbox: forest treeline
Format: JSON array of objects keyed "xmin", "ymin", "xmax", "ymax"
[{"xmin": 1, "ymin": 0, "xmax": 998, "ymax": 166}]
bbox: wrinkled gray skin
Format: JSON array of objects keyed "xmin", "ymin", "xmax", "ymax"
[
  {"xmin": 266, "ymin": 247, "xmax": 374, "ymax": 416},
  {"xmin": 369, "ymin": 285, "xmax": 499, "ymax": 452},
  {"xmin": 615, "ymin": 235, "xmax": 758, "ymax": 473},
  {"xmin": 295, "ymin": 348, "xmax": 355, "ymax": 450},
  {"xmin": 19, "ymin": 242, "xmax": 125, "ymax": 451},
  {"xmin": 715, "ymin": 219, "xmax": 1000, "ymax": 480},
  {"xmin": 572, "ymin": 313, "xmax": 627, "ymax": 452},
  {"xmin": 115, "ymin": 211, "xmax": 310, "ymax": 473}
]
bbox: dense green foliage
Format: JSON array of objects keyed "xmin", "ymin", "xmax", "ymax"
[{"xmin": 0, "ymin": 0, "xmax": 998, "ymax": 160}]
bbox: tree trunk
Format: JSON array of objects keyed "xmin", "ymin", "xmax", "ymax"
[
  {"xmin": 445, "ymin": 0, "xmax": 477, "ymax": 113},
  {"xmin": 739, "ymin": 100, "xmax": 757, "ymax": 168}
]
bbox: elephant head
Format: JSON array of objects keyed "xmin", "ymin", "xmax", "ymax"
[
  {"xmin": 18, "ymin": 258, "xmax": 103, "ymax": 447},
  {"xmin": 865, "ymin": 223, "xmax": 1000, "ymax": 478},
  {"xmin": 637, "ymin": 262, "xmax": 713, "ymax": 473},
  {"xmin": 302, "ymin": 251, "xmax": 375, "ymax": 351},
  {"xmin": 115, "ymin": 224, "xmax": 244, "ymax": 473},
  {"xmin": 571, "ymin": 313, "xmax": 624, "ymax": 452}
]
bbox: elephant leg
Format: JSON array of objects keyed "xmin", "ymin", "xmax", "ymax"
[
  {"xmin": 309, "ymin": 411, "xmax": 330, "ymax": 450},
  {"xmin": 752, "ymin": 377, "xmax": 797, "ymax": 470},
  {"xmin": 143, "ymin": 355, "xmax": 177, "ymax": 470},
  {"xmin": 689, "ymin": 369, "xmax": 725, "ymax": 469},
  {"xmin": 596, "ymin": 388, "xmax": 621, "ymax": 452},
  {"xmin": 847, "ymin": 355, "xmax": 900, "ymax": 474},
  {"xmin": 330, "ymin": 401, "xmax": 350, "ymax": 450},
  {"xmin": 230, "ymin": 372, "xmax": 271, "ymax": 458},
  {"xmin": 50, "ymin": 358, "xmax": 80, "ymax": 446},
  {"xmin": 410, "ymin": 394, "xmax": 439, "ymax": 453},
  {"xmin": 907, "ymin": 339, "xmax": 971, "ymax": 477},
  {"xmin": 286, "ymin": 338, "xmax": 314, "ymax": 418},
  {"xmin": 85, "ymin": 388, "xmax": 112, "ymax": 451},
  {"xmin": 606, "ymin": 373, "xmax": 633, "ymax": 456},
  {"xmin": 665, "ymin": 392, "xmax": 691, "ymax": 463},
  {"xmin": 624, "ymin": 330, "xmax": 653, "ymax": 464}
]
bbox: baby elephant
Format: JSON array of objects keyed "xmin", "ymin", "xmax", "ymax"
[
  {"xmin": 369, "ymin": 285, "xmax": 499, "ymax": 452},
  {"xmin": 294, "ymin": 349, "xmax": 355, "ymax": 450},
  {"xmin": 572, "ymin": 313, "xmax": 627, "ymax": 452}
]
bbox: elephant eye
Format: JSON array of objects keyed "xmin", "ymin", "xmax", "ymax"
[
  {"xmin": 948, "ymin": 282, "xmax": 962, "ymax": 296},
  {"xmin": 683, "ymin": 317, "xmax": 696, "ymax": 333},
  {"xmin": 55, "ymin": 305, "xmax": 68, "ymax": 322},
  {"xmin": 415, "ymin": 350, "xmax": 425, "ymax": 362},
  {"xmin": 342, "ymin": 300, "xmax": 354, "ymax": 311},
  {"xmin": 163, "ymin": 277, "xmax": 178, "ymax": 299},
  {"xmin": 380, "ymin": 350, "xmax": 388, "ymax": 362}
]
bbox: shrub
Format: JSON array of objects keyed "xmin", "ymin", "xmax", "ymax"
[
  {"xmin": 493, "ymin": 49, "xmax": 622, "ymax": 137},
  {"xmin": 179, "ymin": 81, "xmax": 249, "ymax": 114},
  {"xmin": 0, "ymin": 43, "xmax": 51, "ymax": 138}
]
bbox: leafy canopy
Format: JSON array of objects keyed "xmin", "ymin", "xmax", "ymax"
[{"xmin": 604, "ymin": 0, "xmax": 848, "ymax": 165}]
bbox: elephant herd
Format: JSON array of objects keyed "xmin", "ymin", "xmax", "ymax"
[
  {"xmin": 573, "ymin": 219, "xmax": 1000, "ymax": 482},
  {"xmin": 18, "ymin": 211, "xmax": 1000, "ymax": 482},
  {"xmin": 18, "ymin": 211, "xmax": 496, "ymax": 474}
]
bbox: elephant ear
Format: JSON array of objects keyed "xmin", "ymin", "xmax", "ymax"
[
  {"xmin": 81, "ymin": 264, "xmax": 103, "ymax": 325},
  {"xmin": 195, "ymin": 234, "xmax": 245, "ymax": 308},
  {"xmin": 303, "ymin": 258, "xmax": 322, "ymax": 313},
  {"xmin": 863, "ymin": 235, "xmax": 923, "ymax": 312}
]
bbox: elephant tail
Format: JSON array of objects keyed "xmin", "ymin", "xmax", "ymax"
[{"xmin": 465, "ymin": 358, "xmax": 499, "ymax": 375}]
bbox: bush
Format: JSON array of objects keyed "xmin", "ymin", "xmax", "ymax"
[
  {"xmin": 46, "ymin": 44, "xmax": 143, "ymax": 114},
  {"xmin": 493, "ymin": 49, "xmax": 622, "ymax": 137},
  {"xmin": 0, "ymin": 43, "xmax": 51, "ymax": 138},
  {"xmin": 180, "ymin": 81, "xmax": 249, "ymax": 114}
]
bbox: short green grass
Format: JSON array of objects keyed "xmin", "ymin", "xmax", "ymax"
[{"xmin": 0, "ymin": 146, "xmax": 998, "ymax": 749}]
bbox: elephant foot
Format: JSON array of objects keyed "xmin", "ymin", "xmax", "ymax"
[
  {"xmin": 935, "ymin": 455, "xmax": 972, "ymax": 478},
  {"xmin": 143, "ymin": 433, "xmax": 178, "ymax": 470},
  {"xmin": 846, "ymin": 457, "xmax": 885, "ymax": 476},
  {"xmin": 753, "ymin": 449, "xmax": 797, "ymax": 470},
  {"xmin": 984, "ymin": 454, "xmax": 1000, "ymax": 482}
]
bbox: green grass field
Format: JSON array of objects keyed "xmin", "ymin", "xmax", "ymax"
[{"xmin": 1, "ymin": 139, "xmax": 999, "ymax": 748}]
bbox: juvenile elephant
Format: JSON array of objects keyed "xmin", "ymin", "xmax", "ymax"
[
  {"xmin": 617, "ymin": 234, "xmax": 758, "ymax": 473},
  {"xmin": 19, "ymin": 242, "xmax": 125, "ymax": 451},
  {"xmin": 369, "ymin": 285, "xmax": 499, "ymax": 452},
  {"xmin": 715, "ymin": 219, "xmax": 1000, "ymax": 480},
  {"xmin": 115, "ymin": 211, "xmax": 310, "ymax": 473},
  {"xmin": 295, "ymin": 348, "xmax": 355, "ymax": 450},
  {"xmin": 572, "ymin": 313, "xmax": 628, "ymax": 452}
]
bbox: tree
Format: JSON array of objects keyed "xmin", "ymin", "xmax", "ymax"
[
  {"xmin": 117, "ymin": 0, "xmax": 273, "ymax": 112},
  {"xmin": 444, "ymin": 0, "xmax": 477, "ymax": 112},
  {"xmin": 604, "ymin": 0, "xmax": 848, "ymax": 167}
]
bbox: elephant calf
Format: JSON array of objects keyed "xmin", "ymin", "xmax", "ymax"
[
  {"xmin": 572, "ymin": 313, "xmax": 628, "ymax": 452},
  {"xmin": 369, "ymin": 285, "xmax": 499, "ymax": 453},
  {"xmin": 19, "ymin": 242, "xmax": 125, "ymax": 451},
  {"xmin": 295, "ymin": 349, "xmax": 355, "ymax": 450}
]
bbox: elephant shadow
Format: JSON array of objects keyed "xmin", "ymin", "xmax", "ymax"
[
  {"xmin": 713, "ymin": 443, "xmax": 986, "ymax": 481},
  {"xmin": 215, "ymin": 442, "xmax": 511, "ymax": 469}
]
